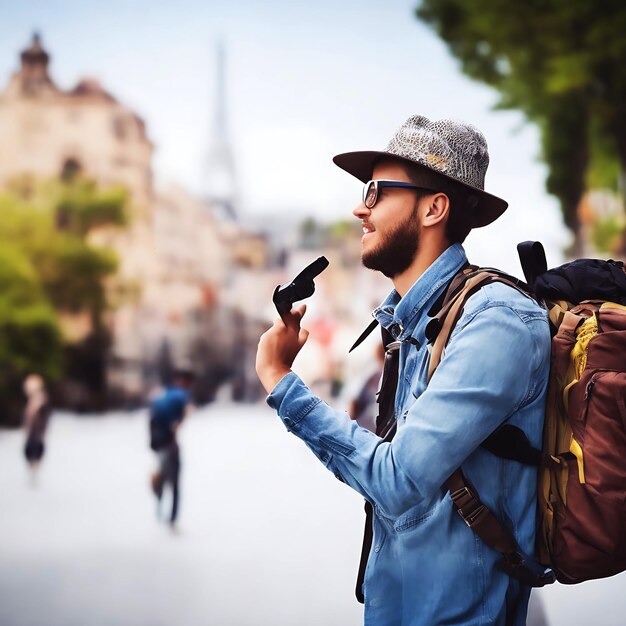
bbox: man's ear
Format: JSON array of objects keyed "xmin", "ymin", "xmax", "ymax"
[{"xmin": 422, "ymin": 192, "xmax": 450, "ymax": 228}]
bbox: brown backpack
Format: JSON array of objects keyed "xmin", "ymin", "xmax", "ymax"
[
  {"xmin": 533, "ymin": 284, "xmax": 626, "ymax": 583},
  {"xmin": 436, "ymin": 241, "xmax": 626, "ymax": 586}
]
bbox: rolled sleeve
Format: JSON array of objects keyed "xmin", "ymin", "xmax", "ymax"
[{"xmin": 267, "ymin": 371, "xmax": 323, "ymax": 430}]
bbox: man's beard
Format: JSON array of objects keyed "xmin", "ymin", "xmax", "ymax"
[{"xmin": 362, "ymin": 206, "xmax": 420, "ymax": 278}]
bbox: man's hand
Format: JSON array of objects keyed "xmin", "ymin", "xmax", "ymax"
[{"xmin": 256, "ymin": 304, "xmax": 309, "ymax": 394}]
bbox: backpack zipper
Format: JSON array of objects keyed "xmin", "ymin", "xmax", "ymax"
[
  {"xmin": 582, "ymin": 370, "xmax": 612, "ymax": 425},
  {"xmin": 584, "ymin": 374, "xmax": 598, "ymax": 401}
]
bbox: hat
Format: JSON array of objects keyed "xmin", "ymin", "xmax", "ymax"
[{"xmin": 333, "ymin": 114, "xmax": 508, "ymax": 227}]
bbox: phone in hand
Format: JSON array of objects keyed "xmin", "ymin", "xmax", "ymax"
[{"xmin": 272, "ymin": 256, "xmax": 329, "ymax": 322}]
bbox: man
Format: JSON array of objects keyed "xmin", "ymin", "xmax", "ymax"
[
  {"xmin": 256, "ymin": 115, "xmax": 550, "ymax": 625},
  {"xmin": 149, "ymin": 369, "xmax": 193, "ymax": 528}
]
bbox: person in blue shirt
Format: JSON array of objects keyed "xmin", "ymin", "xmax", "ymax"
[
  {"xmin": 256, "ymin": 115, "xmax": 551, "ymax": 625},
  {"xmin": 149, "ymin": 369, "xmax": 193, "ymax": 528}
]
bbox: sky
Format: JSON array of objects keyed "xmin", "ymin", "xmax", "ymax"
[{"xmin": 0, "ymin": 0, "xmax": 569, "ymax": 273}]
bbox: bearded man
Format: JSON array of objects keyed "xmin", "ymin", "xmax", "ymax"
[{"xmin": 256, "ymin": 115, "xmax": 551, "ymax": 626}]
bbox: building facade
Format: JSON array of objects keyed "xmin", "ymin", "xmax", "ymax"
[{"xmin": 0, "ymin": 34, "xmax": 241, "ymax": 402}]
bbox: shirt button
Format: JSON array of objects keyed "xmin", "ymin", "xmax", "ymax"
[
  {"xmin": 390, "ymin": 323, "xmax": 403, "ymax": 339},
  {"xmin": 374, "ymin": 545, "xmax": 380, "ymax": 552}
]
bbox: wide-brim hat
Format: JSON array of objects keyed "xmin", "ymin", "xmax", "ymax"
[{"xmin": 333, "ymin": 115, "xmax": 508, "ymax": 228}]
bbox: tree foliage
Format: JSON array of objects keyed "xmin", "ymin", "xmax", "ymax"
[
  {"xmin": 416, "ymin": 0, "xmax": 626, "ymax": 253},
  {"xmin": 0, "ymin": 176, "xmax": 127, "ymax": 424}
]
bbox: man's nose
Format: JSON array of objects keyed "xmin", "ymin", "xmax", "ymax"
[{"xmin": 353, "ymin": 202, "xmax": 371, "ymax": 219}]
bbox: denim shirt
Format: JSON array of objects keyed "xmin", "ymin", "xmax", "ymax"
[{"xmin": 267, "ymin": 244, "xmax": 551, "ymax": 626}]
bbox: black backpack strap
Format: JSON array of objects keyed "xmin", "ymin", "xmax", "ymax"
[
  {"xmin": 355, "ymin": 325, "xmax": 400, "ymax": 603},
  {"xmin": 355, "ymin": 500, "xmax": 373, "ymax": 603},
  {"xmin": 376, "ymin": 326, "xmax": 400, "ymax": 441},
  {"xmin": 517, "ymin": 241, "xmax": 547, "ymax": 289},
  {"xmin": 482, "ymin": 424, "xmax": 542, "ymax": 466}
]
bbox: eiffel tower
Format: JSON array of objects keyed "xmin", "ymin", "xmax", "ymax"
[{"xmin": 204, "ymin": 42, "xmax": 237, "ymax": 221}]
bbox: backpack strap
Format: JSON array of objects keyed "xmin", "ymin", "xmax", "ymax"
[
  {"xmin": 355, "ymin": 500, "xmax": 373, "ymax": 603},
  {"xmin": 482, "ymin": 424, "xmax": 543, "ymax": 466},
  {"xmin": 448, "ymin": 468, "xmax": 517, "ymax": 553},
  {"xmin": 517, "ymin": 241, "xmax": 548, "ymax": 289},
  {"xmin": 430, "ymin": 266, "xmax": 555, "ymax": 586},
  {"xmin": 427, "ymin": 269, "xmax": 531, "ymax": 382},
  {"xmin": 355, "ymin": 325, "xmax": 402, "ymax": 603},
  {"xmin": 449, "ymin": 468, "xmax": 555, "ymax": 586}
]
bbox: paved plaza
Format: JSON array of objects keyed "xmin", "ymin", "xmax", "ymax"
[{"xmin": 0, "ymin": 403, "xmax": 623, "ymax": 625}]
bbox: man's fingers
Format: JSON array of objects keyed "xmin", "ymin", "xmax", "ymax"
[
  {"xmin": 299, "ymin": 327, "xmax": 310, "ymax": 346},
  {"xmin": 288, "ymin": 303, "xmax": 307, "ymax": 322},
  {"xmin": 283, "ymin": 303, "xmax": 307, "ymax": 329}
]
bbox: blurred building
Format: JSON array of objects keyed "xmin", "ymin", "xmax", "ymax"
[
  {"xmin": 0, "ymin": 33, "xmax": 394, "ymax": 408},
  {"xmin": 0, "ymin": 33, "xmax": 271, "ymax": 404},
  {"xmin": 0, "ymin": 33, "xmax": 153, "ymax": 206}
]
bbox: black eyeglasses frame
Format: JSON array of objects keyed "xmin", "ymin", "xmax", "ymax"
[{"xmin": 362, "ymin": 179, "xmax": 437, "ymax": 209}]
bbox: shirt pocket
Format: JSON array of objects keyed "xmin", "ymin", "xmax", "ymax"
[{"xmin": 393, "ymin": 496, "xmax": 447, "ymax": 533}]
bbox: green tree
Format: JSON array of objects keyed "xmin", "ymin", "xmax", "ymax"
[
  {"xmin": 0, "ymin": 245, "xmax": 61, "ymax": 425},
  {"xmin": 0, "ymin": 176, "xmax": 127, "ymax": 423},
  {"xmin": 416, "ymin": 0, "xmax": 626, "ymax": 254},
  {"xmin": 0, "ymin": 177, "xmax": 126, "ymax": 320}
]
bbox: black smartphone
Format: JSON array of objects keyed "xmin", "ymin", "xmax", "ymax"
[{"xmin": 272, "ymin": 256, "xmax": 329, "ymax": 321}]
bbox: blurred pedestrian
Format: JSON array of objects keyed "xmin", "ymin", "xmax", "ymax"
[
  {"xmin": 148, "ymin": 369, "xmax": 193, "ymax": 529},
  {"xmin": 22, "ymin": 374, "xmax": 51, "ymax": 483}
]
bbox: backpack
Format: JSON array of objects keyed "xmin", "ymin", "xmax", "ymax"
[
  {"xmin": 353, "ymin": 241, "xmax": 626, "ymax": 599},
  {"xmin": 518, "ymin": 241, "xmax": 626, "ymax": 584},
  {"xmin": 428, "ymin": 241, "xmax": 626, "ymax": 586}
]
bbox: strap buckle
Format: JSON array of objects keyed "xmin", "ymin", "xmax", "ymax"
[
  {"xmin": 450, "ymin": 485, "xmax": 486, "ymax": 527},
  {"xmin": 500, "ymin": 551, "xmax": 557, "ymax": 588}
]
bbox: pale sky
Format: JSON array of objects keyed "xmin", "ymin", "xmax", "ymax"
[{"xmin": 0, "ymin": 0, "xmax": 569, "ymax": 272}]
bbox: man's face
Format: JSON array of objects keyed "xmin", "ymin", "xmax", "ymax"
[{"xmin": 353, "ymin": 161, "xmax": 423, "ymax": 279}]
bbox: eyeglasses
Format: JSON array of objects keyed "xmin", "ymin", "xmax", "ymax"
[{"xmin": 362, "ymin": 179, "xmax": 436, "ymax": 209}]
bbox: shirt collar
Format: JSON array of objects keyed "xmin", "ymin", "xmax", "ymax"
[{"xmin": 373, "ymin": 243, "xmax": 468, "ymax": 340}]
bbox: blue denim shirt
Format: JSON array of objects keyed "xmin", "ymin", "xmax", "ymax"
[{"xmin": 267, "ymin": 244, "xmax": 550, "ymax": 625}]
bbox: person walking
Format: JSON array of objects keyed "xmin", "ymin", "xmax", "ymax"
[
  {"xmin": 256, "ymin": 115, "xmax": 551, "ymax": 625},
  {"xmin": 22, "ymin": 374, "xmax": 52, "ymax": 483},
  {"xmin": 149, "ymin": 369, "xmax": 193, "ymax": 529}
]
